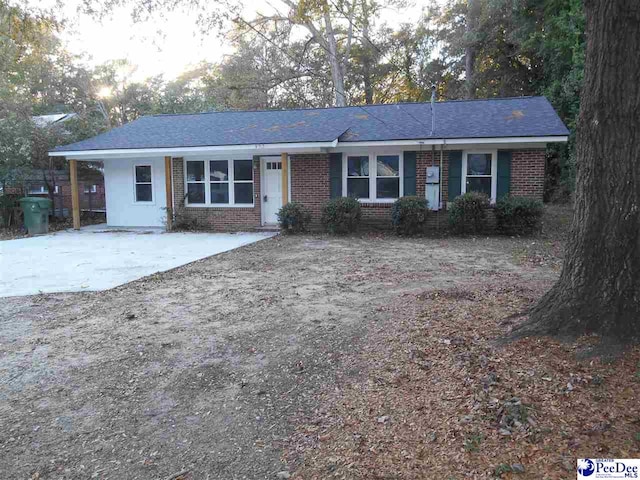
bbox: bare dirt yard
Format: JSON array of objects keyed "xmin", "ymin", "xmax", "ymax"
[{"xmin": 2, "ymin": 206, "xmax": 637, "ymax": 479}]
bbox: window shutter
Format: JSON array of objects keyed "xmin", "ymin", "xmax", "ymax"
[
  {"xmin": 497, "ymin": 150, "xmax": 512, "ymax": 199},
  {"xmin": 403, "ymin": 151, "xmax": 417, "ymax": 196},
  {"xmin": 329, "ymin": 153, "xmax": 342, "ymax": 198},
  {"xmin": 448, "ymin": 150, "xmax": 462, "ymax": 201}
]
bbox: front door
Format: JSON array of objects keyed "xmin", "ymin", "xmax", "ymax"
[{"xmin": 262, "ymin": 157, "xmax": 283, "ymax": 225}]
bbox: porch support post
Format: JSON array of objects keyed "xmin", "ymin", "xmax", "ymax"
[
  {"xmin": 281, "ymin": 152, "xmax": 288, "ymax": 206},
  {"xmin": 164, "ymin": 156, "xmax": 172, "ymax": 231},
  {"xmin": 69, "ymin": 159, "xmax": 80, "ymax": 230}
]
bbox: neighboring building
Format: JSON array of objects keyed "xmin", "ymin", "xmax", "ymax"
[
  {"xmin": 2, "ymin": 113, "xmax": 106, "ymax": 217},
  {"xmin": 4, "ymin": 170, "xmax": 105, "ymax": 217},
  {"xmin": 32, "ymin": 112, "xmax": 78, "ymax": 128},
  {"xmin": 49, "ymin": 96, "xmax": 569, "ymax": 230}
]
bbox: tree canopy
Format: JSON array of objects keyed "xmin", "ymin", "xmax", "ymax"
[{"xmin": 0, "ymin": 0, "xmax": 585, "ymax": 197}]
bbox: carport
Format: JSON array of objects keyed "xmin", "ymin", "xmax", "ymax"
[{"xmin": 0, "ymin": 225, "xmax": 276, "ymax": 297}]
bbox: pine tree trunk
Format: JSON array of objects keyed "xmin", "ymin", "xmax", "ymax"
[
  {"xmin": 517, "ymin": 0, "xmax": 640, "ymax": 340},
  {"xmin": 361, "ymin": 0, "xmax": 374, "ymax": 104},
  {"xmin": 464, "ymin": 0, "xmax": 479, "ymax": 99},
  {"xmin": 323, "ymin": 10, "xmax": 347, "ymax": 107}
]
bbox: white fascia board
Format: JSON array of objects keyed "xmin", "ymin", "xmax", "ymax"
[
  {"xmin": 335, "ymin": 136, "xmax": 568, "ymax": 148},
  {"xmin": 49, "ymin": 139, "xmax": 339, "ymax": 159}
]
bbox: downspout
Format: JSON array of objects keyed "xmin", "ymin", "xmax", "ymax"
[
  {"xmin": 430, "ymin": 85, "xmax": 436, "ymax": 136},
  {"xmin": 170, "ymin": 157, "xmax": 175, "ymax": 228},
  {"xmin": 440, "ymin": 140, "xmax": 445, "ymax": 210}
]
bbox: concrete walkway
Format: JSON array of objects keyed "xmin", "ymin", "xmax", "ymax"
[{"xmin": 0, "ymin": 225, "xmax": 277, "ymax": 297}]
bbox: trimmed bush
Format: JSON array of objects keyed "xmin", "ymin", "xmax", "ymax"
[
  {"xmin": 391, "ymin": 196, "xmax": 429, "ymax": 235},
  {"xmin": 495, "ymin": 196, "xmax": 544, "ymax": 235},
  {"xmin": 321, "ymin": 197, "xmax": 361, "ymax": 234},
  {"xmin": 277, "ymin": 201, "xmax": 312, "ymax": 234},
  {"xmin": 448, "ymin": 192, "xmax": 490, "ymax": 234}
]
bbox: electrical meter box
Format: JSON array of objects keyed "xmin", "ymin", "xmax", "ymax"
[
  {"xmin": 425, "ymin": 166, "xmax": 440, "ymax": 210},
  {"xmin": 426, "ymin": 166, "xmax": 440, "ymax": 184}
]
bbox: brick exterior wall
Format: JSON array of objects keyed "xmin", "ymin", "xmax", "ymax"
[
  {"xmin": 290, "ymin": 153, "xmax": 330, "ymax": 229},
  {"xmin": 415, "ymin": 149, "xmax": 450, "ymax": 201},
  {"xmin": 172, "ymin": 158, "xmax": 262, "ymax": 231},
  {"xmin": 168, "ymin": 149, "xmax": 545, "ymax": 232},
  {"xmin": 511, "ymin": 149, "xmax": 546, "ymax": 199}
]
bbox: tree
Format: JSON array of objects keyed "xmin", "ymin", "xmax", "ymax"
[
  {"xmin": 515, "ymin": 0, "xmax": 640, "ymax": 340},
  {"xmin": 464, "ymin": 0, "xmax": 480, "ymax": 98},
  {"xmin": 157, "ymin": 64, "xmax": 220, "ymax": 114},
  {"xmin": 0, "ymin": 112, "xmax": 32, "ymax": 191},
  {"xmin": 538, "ymin": 0, "xmax": 585, "ymax": 200},
  {"xmin": 209, "ymin": 24, "xmax": 334, "ymax": 109},
  {"xmin": 83, "ymin": 0, "xmax": 419, "ymax": 107},
  {"xmin": 92, "ymin": 60, "xmax": 160, "ymax": 125}
]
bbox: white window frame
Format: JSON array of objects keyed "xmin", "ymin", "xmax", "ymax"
[
  {"xmin": 28, "ymin": 184, "xmax": 48, "ymax": 194},
  {"xmin": 232, "ymin": 159, "xmax": 254, "ymax": 206},
  {"xmin": 208, "ymin": 159, "xmax": 230, "ymax": 205},
  {"xmin": 184, "ymin": 159, "xmax": 254, "ymax": 208},
  {"xmin": 461, "ymin": 150, "xmax": 498, "ymax": 203},
  {"xmin": 341, "ymin": 151, "xmax": 404, "ymax": 203},
  {"xmin": 133, "ymin": 164, "xmax": 154, "ymax": 204}
]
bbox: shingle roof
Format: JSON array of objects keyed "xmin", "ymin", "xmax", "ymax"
[{"xmin": 52, "ymin": 96, "xmax": 568, "ymax": 152}]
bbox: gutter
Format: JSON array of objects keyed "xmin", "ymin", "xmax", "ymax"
[
  {"xmin": 49, "ymin": 135, "xmax": 567, "ymax": 159},
  {"xmin": 49, "ymin": 139, "xmax": 340, "ymax": 159},
  {"xmin": 334, "ymin": 136, "xmax": 568, "ymax": 148}
]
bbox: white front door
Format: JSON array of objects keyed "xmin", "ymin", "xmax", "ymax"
[{"xmin": 262, "ymin": 157, "xmax": 283, "ymax": 225}]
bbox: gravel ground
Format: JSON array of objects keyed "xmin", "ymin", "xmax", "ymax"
[{"xmin": 0, "ymin": 233, "xmax": 558, "ymax": 479}]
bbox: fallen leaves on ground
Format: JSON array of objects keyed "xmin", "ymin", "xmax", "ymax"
[{"xmin": 285, "ymin": 281, "xmax": 640, "ymax": 479}]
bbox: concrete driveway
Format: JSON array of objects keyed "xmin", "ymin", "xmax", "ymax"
[{"xmin": 0, "ymin": 225, "xmax": 276, "ymax": 297}]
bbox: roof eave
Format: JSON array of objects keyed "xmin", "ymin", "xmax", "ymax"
[
  {"xmin": 49, "ymin": 139, "xmax": 340, "ymax": 159},
  {"xmin": 335, "ymin": 135, "xmax": 569, "ymax": 148}
]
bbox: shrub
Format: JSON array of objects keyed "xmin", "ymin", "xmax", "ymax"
[
  {"xmin": 277, "ymin": 201, "xmax": 312, "ymax": 234},
  {"xmin": 0, "ymin": 194, "xmax": 21, "ymax": 227},
  {"xmin": 448, "ymin": 192, "xmax": 490, "ymax": 234},
  {"xmin": 172, "ymin": 209, "xmax": 204, "ymax": 231},
  {"xmin": 321, "ymin": 197, "xmax": 361, "ymax": 234},
  {"xmin": 495, "ymin": 196, "xmax": 544, "ymax": 235},
  {"xmin": 391, "ymin": 196, "xmax": 429, "ymax": 235}
]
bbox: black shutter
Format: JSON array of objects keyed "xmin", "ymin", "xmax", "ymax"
[
  {"xmin": 329, "ymin": 153, "xmax": 343, "ymax": 198},
  {"xmin": 403, "ymin": 151, "xmax": 417, "ymax": 196},
  {"xmin": 497, "ymin": 150, "xmax": 512, "ymax": 199},
  {"xmin": 448, "ymin": 150, "xmax": 462, "ymax": 201}
]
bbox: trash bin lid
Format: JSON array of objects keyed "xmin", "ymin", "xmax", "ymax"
[{"xmin": 19, "ymin": 197, "xmax": 52, "ymax": 208}]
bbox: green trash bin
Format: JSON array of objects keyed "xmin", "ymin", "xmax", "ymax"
[{"xmin": 19, "ymin": 197, "xmax": 52, "ymax": 235}]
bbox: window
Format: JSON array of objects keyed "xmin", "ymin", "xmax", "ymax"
[
  {"xmin": 343, "ymin": 152, "xmax": 402, "ymax": 201},
  {"xmin": 462, "ymin": 151, "xmax": 497, "ymax": 200},
  {"xmin": 185, "ymin": 159, "xmax": 254, "ymax": 206},
  {"xmin": 54, "ymin": 185, "xmax": 61, "ymax": 194},
  {"xmin": 186, "ymin": 161, "xmax": 205, "ymax": 204},
  {"xmin": 134, "ymin": 165, "xmax": 153, "ymax": 202},
  {"xmin": 347, "ymin": 156, "xmax": 369, "ymax": 198},
  {"xmin": 233, "ymin": 159, "xmax": 254, "ymax": 204},
  {"xmin": 376, "ymin": 155, "xmax": 399, "ymax": 199},
  {"xmin": 28, "ymin": 184, "xmax": 48, "ymax": 194},
  {"xmin": 84, "ymin": 184, "xmax": 97, "ymax": 194},
  {"xmin": 209, "ymin": 160, "xmax": 228, "ymax": 203}
]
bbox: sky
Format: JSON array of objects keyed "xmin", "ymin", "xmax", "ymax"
[{"xmin": 25, "ymin": 0, "xmax": 437, "ymax": 82}]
